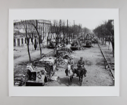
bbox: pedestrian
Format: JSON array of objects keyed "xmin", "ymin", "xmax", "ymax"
[
  {"xmin": 69, "ymin": 58, "xmax": 74, "ymax": 70},
  {"xmin": 66, "ymin": 62, "xmax": 73, "ymax": 76},
  {"xmin": 34, "ymin": 38, "xmax": 37, "ymax": 50}
]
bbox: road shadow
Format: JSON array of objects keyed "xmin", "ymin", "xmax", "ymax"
[{"xmin": 58, "ymin": 76, "xmax": 80, "ymax": 86}]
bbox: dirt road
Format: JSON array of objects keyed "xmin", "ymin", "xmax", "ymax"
[
  {"xmin": 14, "ymin": 44, "xmax": 114, "ymax": 86},
  {"xmin": 45, "ymin": 44, "xmax": 114, "ymax": 86}
]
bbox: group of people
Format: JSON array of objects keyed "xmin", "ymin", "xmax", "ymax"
[{"xmin": 66, "ymin": 57, "xmax": 85, "ymax": 77}]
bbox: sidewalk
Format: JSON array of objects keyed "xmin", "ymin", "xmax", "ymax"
[{"xmin": 14, "ymin": 46, "xmax": 53, "ymax": 66}]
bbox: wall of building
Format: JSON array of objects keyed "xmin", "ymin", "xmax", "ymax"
[{"xmin": 14, "ymin": 20, "xmax": 51, "ymax": 47}]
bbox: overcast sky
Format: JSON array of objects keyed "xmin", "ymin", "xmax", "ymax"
[
  {"xmin": 73, "ymin": 19, "xmax": 108, "ymax": 30},
  {"xmin": 15, "ymin": 19, "xmax": 108, "ymax": 31},
  {"xmin": 50, "ymin": 19, "xmax": 108, "ymax": 30},
  {"xmin": 38, "ymin": 9, "xmax": 111, "ymax": 30},
  {"xmin": 13, "ymin": 9, "xmax": 115, "ymax": 30}
]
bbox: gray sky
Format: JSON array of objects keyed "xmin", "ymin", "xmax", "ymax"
[
  {"xmin": 15, "ymin": 19, "xmax": 108, "ymax": 31},
  {"xmin": 13, "ymin": 9, "xmax": 116, "ymax": 31},
  {"xmin": 50, "ymin": 19, "xmax": 108, "ymax": 30},
  {"xmin": 73, "ymin": 19, "xmax": 108, "ymax": 30}
]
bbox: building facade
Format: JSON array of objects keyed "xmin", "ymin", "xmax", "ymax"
[{"xmin": 14, "ymin": 20, "xmax": 51, "ymax": 47}]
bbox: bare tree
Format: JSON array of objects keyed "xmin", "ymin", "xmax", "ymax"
[
  {"xmin": 28, "ymin": 20, "xmax": 46, "ymax": 58},
  {"xmin": 21, "ymin": 20, "xmax": 31, "ymax": 62}
]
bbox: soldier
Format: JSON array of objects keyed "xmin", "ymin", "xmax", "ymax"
[
  {"xmin": 77, "ymin": 57, "xmax": 87, "ymax": 77},
  {"xmin": 77, "ymin": 57, "xmax": 85, "ymax": 69}
]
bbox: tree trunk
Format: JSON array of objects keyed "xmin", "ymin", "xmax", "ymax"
[
  {"xmin": 39, "ymin": 43, "xmax": 42, "ymax": 57},
  {"xmin": 38, "ymin": 36, "xmax": 42, "ymax": 58},
  {"xmin": 25, "ymin": 23, "xmax": 31, "ymax": 63},
  {"xmin": 27, "ymin": 43, "xmax": 31, "ymax": 62},
  {"xmin": 34, "ymin": 26, "xmax": 42, "ymax": 58},
  {"xmin": 111, "ymin": 41, "xmax": 114, "ymax": 57}
]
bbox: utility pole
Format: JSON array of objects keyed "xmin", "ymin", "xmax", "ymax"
[
  {"xmin": 67, "ymin": 19, "xmax": 69, "ymax": 43},
  {"xmin": 43, "ymin": 22, "xmax": 44, "ymax": 38},
  {"xmin": 73, "ymin": 20, "xmax": 75, "ymax": 39},
  {"xmin": 59, "ymin": 19, "xmax": 61, "ymax": 32}
]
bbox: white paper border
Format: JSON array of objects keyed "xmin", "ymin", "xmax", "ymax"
[{"xmin": 9, "ymin": 9, "xmax": 119, "ymax": 96}]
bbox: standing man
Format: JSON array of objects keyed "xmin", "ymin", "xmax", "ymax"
[
  {"xmin": 69, "ymin": 58, "xmax": 74, "ymax": 70},
  {"xmin": 77, "ymin": 57, "xmax": 85, "ymax": 69},
  {"xmin": 34, "ymin": 37, "xmax": 38, "ymax": 50},
  {"xmin": 54, "ymin": 44, "xmax": 59, "ymax": 57}
]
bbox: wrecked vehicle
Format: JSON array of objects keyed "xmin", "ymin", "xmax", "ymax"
[
  {"xmin": 86, "ymin": 40, "xmax": 92, "ymax": 47},
  {"xmin": 14, "ymin": 63, "xmax": 46, "ymax": 86},
  {"xmin": 47, "ymin": 41, "xmax": 56, "ymax": 48},
  {"xmin": 14, "ymin": 57, "xmax": 58, "ymax": 86},
  {"xmin": 55, "ymin": 47, "xmax": 73, "ymax": 66},
  {"xmin": 25, "ymin": 63, "xmax": 46, "ymax": 86},
  {"xmin": 70, "ymin": 40, "xmax": 81, "ymax": 50}
]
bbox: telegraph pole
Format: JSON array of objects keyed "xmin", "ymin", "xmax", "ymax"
[
  {"xmin": 73, "ymin": 20, "xmax": 75, "ymax": 39},
  {"xmin": 73, "ymin": 20, "xmax": 75, "ymax": 26},
  {"xmin": 67, "ymin": 19, "xmax": 69, "ymax": 43}
]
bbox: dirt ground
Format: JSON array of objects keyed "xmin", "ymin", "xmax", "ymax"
[
  {"xmin": 14, "ymin": 45, "xmax": 52, "ymax": 75},
  {"xmin": 45, "ymin": 44, "xmax": 114, "ymax": 86},
  {"xmin": 14, "ymin": 43, "xmax": 114, "ymax": 86}
]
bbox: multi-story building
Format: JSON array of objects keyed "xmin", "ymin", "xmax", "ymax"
[{"xmin": 14, "ymin": 20, "xmax": 51, "ymax": 47}]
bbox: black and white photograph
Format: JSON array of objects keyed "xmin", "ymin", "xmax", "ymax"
[{"xmin": 9, "ymin": 9, "xmax": 119, "ymax": 96}]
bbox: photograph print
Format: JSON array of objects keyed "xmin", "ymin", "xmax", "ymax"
[{"xmin": 12, "ymin": 9, "xmax": 117, "ymax": 87}]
